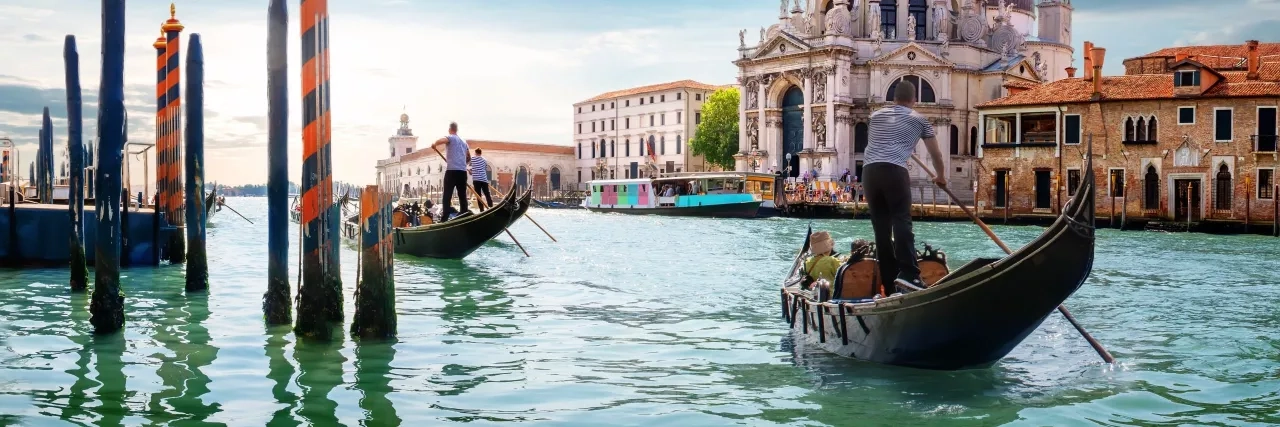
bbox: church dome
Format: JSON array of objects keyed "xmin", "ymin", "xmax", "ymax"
[{"xmin": 980, "ymin": 0, "xmax": 1034, "ymax": 13}]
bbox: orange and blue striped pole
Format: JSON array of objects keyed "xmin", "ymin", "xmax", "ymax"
[
  {"xmin": 163, "ymin": 3, "xmax": 185, "ymax": 264},
  {"xmin": 153, "ymin": 28, "xmax": 165, "ymax": 220},
  {"xmin": 351, "ymin": 185, "xmax": 395, "ymax": 338},
  {"xmin": 296, "ymin": 0, "xmax": 341, "ymax": 339}
]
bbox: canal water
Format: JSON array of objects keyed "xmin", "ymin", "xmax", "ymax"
[{"xmin": 1, "ymin": 197, "xmax": 1277, "ymax": 426}]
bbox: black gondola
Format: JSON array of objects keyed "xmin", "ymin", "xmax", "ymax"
[
  {"xmin": 389, "ymin": 189, "xmax": 531, "ymax": 259},
  {"xmin": 780, "ymin": 155, "xmax": 1097, "ymax": 370},
  {"xmin": 203, "ymin": 186, "xmax": 219, "ymax": 225}
]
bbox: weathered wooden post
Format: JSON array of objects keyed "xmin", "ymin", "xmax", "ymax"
[
  {"xmin": 296, "ymin": 0, "xmax": 341, "ymax": 339},
  {"xmin": 65, "ymin": 35, "xmax": 87, "ymax": 291},
  {"xmin": 90, "ymin": 0, "xmax": 127, "ymax": 335},
  {"xmin": 352, "ymin": 185, "xmax": 395, "ymax": 339},
  {"xmin": 263, "ymin": 0, "xmax": 292, "ymax": 324},
  {"xmin": 184, "ymin": 34, "xmax": 208, "ymax": 292},
  {"xmin": 40, "ymin": 109, "xmax": 54, "ymax": 203},
  {"xmin": 163, "ymin": 3, "xmax": 186, "ymax": 264}
]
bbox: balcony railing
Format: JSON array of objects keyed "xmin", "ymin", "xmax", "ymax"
[{"xmin": 1253, "ymin": 135, "xmax": 1278, "ymax": 153}]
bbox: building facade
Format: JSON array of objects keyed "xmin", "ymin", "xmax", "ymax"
[
  {"xmin": 733, "ymin": 0, "xmax": 1075, "ymax": 202},
  {"xmin": 376, "ymin": 114, "xmax": 576, "ymax": 196},
  {"xmin": 573, "ymin": 80, "xmax": 724, "ymax": 185},
  {"xmin": 975, "ymin": 40, "xmax": 1279, "ymax": 225}
]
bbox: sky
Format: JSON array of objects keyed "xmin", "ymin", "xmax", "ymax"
[{"xmin": 1, "ymin": 0, "xmax": 1279, "ymax": 186}]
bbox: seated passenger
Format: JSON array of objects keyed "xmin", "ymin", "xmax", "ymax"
[{"xmin": 801, "ymin": 231, "xmax": 840, "ymax": 298}]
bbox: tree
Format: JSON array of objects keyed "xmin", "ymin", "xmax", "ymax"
[{"xmin": 690, "ymin": 88, "xmax": 739, "ymax": 171}]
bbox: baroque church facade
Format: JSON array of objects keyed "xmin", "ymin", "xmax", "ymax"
[{"xmin": 733, "ymin": 0, "xmax": 1075, "ymax": 199}]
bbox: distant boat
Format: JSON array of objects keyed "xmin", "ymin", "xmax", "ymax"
[{"xmin": 583, "ymin": 174, "xmax": 762, "ymax": 218}]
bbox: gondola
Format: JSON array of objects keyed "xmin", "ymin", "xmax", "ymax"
[
  {"xmin": 389, "ymin": 189, "xmax": 531, "ymax": 259},
  {"xmin": 204, "ymin": 186, "xmax": 220, "ymax": 225},
  {"xmin": 780, "ymin": 155, "xmax": 1097, "ymax": 370}
]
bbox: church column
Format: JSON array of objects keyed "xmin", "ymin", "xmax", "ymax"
[
  {"xmin": 801, "ymin": 70, "xmax": 814, "ymax": 175},
  {"xmin": 759, "ymin": 75, "xmax": 771, "ymax": 171}
]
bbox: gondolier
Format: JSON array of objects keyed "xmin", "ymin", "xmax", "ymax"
[
  {"xmin": 430, "ymin": 121, "xmax": 470, "ymax": 221},
  {"xmin": 864, "ymin": 81, "xmax": 947, "ymax": 293},
  {"xmin": 470, "ymin": 147, "xmax": 493, "ymax": 208}
]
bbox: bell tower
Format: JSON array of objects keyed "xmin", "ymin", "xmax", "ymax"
[
  {"xmin": 388, "ymin": 113, "xmax": 418, "ymax": 158},
  {"xmin": 1037, "ymin": 0, "xmax": 1072, "ymax": 46}
]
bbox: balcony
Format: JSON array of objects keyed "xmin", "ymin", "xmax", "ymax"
[
  {"xmin": 1122, "ymin": 139, "xmax": 1158, "ymax": 145},
  {"xmin": 1252, "ymin": 135, "xmax": 1278, "ymax": 153}
]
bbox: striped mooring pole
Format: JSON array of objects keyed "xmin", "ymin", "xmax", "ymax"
[
  {"xmin": 352, "ymin": 185, "xmax": 395, "ymax": 339},
  {"xmin": 162, "ymin": 3, "xmax": 186, "ymax": 264}
]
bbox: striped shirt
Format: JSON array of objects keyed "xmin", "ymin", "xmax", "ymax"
[
  {"xmin": 864, "ymin": 105, "xmax": 935, "ymax": 168},
  {"xmin": 469, "ymin": 156, "xmax": 489, "ymax": 182}
]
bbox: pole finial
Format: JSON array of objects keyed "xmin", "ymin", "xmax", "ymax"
[{"xmin": 170, "ymin": 3, "xmax": 176, "ymax": 19}]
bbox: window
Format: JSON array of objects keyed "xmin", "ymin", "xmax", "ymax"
[
  {"xmin": 611, "ymin": 140, "xmax": 616, "ymax": 157},
  {"xmin": 661, "ymin": 114, "xmax": 666, "ymax": 126},
  {"xmin": 592, "ymin": 122, "xmax": 596, "ymax": 133},
  {"xmin": 1175, "ymin": 70, "xmax": 1200, "ymax": 87},
  {"xmin": 610, "ymin": 120, "xmax": 615, "ymax": 130},
  {"xmin": 1178, "ymin": 107, "xmax": 1195, "ymax": 125},
  {"xmin": 1148, "ymin": 116, "xmax": 1158, "ymax": 141},
  {"xmin": 650, "ymin": 96, "xmax": 654, "ymax": 103},
  {"xmin": 625, "ymin": 139, "xmax": 631, "ymax": 156},
  {"xmin": 660, "ymin": 136, "xmax": 666, "ymax": 155},
  {"xmin": 908, "ymin": 0, "xmax": 927, "ymax": 40},
  {"xmin": 1215, "ymin": 108, "xmax": 1233, "ymax": 141},
  {"xmin": 1035, "ymin": 169, "xmax": 1051, "ymax": 209},
  {"xmin": 577, "ymin": 143, "xmax": 582, "ymax": 159},
  {"xmin": 880, "ymin": 0, "xmax": 897, "ymax": 39},
  {"xmin": 592, "ymin": 105, "xmax": 596, "ymax": 112},
  {"xmin": 949, "ymin": 125, "xmax": 959, "ymax": 155},
  {"xmin": 639, "ymin": 138, "xmax": 645, "ymax": 156},
  {"xmin": 1215, "ymin": 164, "xmax": 1232, "ymax": 210},
  {"xmin": 677, "ymin": 135, "xmax": 682, "ymax": 154},
  {"xmin": 1260, "ymin": 169, "xmax": 1275, "ymax": 199},
  {"xmin": 1110, "ymin": 169, "xmax": 1125, "ymax": 198},
  {"xmin": 1067, "ymin": 169, "xmax": 1081, "ymax": 196},
  {"xmin": 640, "ymin": 98, "xmax": 645, "ymax": 105},
  {"xmin": 677, "ymin": 93, "xmax": 682, "ymax": 100},
  {"xmin": 578, "ymin": 123, "xmax": 582, "ymax": 134},
  {"xmin": 1064, "ymin": 115, "xmax": 1081, "ymax": 145},
  {"xmin": 610, "ymin": 102, "xmax": 614, "ymax": 108},
  {"xmin": 985, "ymin": 114, "xmax": 1016, "ymax": 143},
  {"xmin": 970, "ymin": 126, "xmax": 978, "ymax": 155},
  {"xmin": 626, "ymin": 118, "xmax": 630, "ymax": 129},
  {"xmin": 1124, "ymin": 117, "xmax": 1135, "ymax": 142},
  {"xmin": 1136, "ymin": 117, "xmax": 1146, "ymax": 141},
  {"xmin": 695, "ymin": 112, "xmax": 702, "ymax": 124},
  {"xmin": 994, "ymin": 170, "xmax": 1008, "ymax": 208},
  {"xmin": 650, "ymin": 115, "xmax": 655, "ymax": 126},
  {"xmin": 677, "ymin": 112, "xmax": 682, "ymax": 124},
  {"xmin": 1144, "ymin": 165, "xmax": 1159, "ymax": 210},
  {"xmin": 577, "ymin": 107, "xmax": 582, "ymax": 113},
  {"xmin": 854, "ymin": 122, "xmax": 868, "ymax": 153},
  {"xmin": 591, "ymin": 141, "xmax": 596, "ymax": 158},
  {"xmin": 600, "ymin": 140, "xmax": 607, "ymax": 157},
  {"xmin": 661, "ymin": 95, "xmax": 666, "ymax": 102},
  {"xmin": 886, "ymin": 75, "xmax": 936, "ymax": 103},
  {"xmin": 696, "ymin": 93, "xmax": 702, "ymax": 101}
]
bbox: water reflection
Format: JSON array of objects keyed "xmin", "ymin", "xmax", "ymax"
[
  {"xmin": 61, "ymin": 292, "xmax": 95, "ymax": 423},
  {"xmin": 429, "ymin": 260, "xmax": 516, "ymax": 339},
  {"xmin": 264, "ymin": 327, "xmax": 298, "ymax": 426},
  {"xmin": 144, "ymin": 291, "xmax": 222, "ymax": 423},
  {"xmin": 354, "ymin": 340, "xmax": 400, "ymax": 426},
  {"xmin": 91, "ymin": 333, "xmax": 128, "ymax": 426},
  {"xmin": 293, "ymin": 330, "xmax": 347, "ymax": 425}
]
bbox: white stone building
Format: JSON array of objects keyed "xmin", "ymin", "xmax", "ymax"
[
  {"xmin": 733, "ymin": 0, "xmax": 1075, "ymax": 200},
  {"xmin": 375, "ymin": 114, "xmax": 576, "ymax": 196},
  {"xmin": 572, "ymin": 80, "xmax": 726, "ymax": 185}
]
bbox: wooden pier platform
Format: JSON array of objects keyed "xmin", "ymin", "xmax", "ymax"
[{"xmin": 0, "ymin": 203, "xmax": 173, "ymax": 266}]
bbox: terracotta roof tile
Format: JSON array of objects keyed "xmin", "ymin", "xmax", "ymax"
[
  {"xmin": 978, "ymin": 75, "xmax": 1172, "ymax": 108},
  {"xmin": 1137, "ymin": 42, "xmax": 1280, "ymax": 61},
  {"xmin": 399, "ymin": 139, "xmax": 572, "ymax": 162},
  {"xmin": 579, "ymin": 79, "xmax": 723, "ymax": 104}
]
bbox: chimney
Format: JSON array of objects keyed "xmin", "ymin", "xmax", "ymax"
[
  {"xmin": 1083, "ymin": 41, "xmax": 1095, "ymax": 81},
  {"xmin": 1175, "ymin": 53, "xmax": 1189, "ymax": 63},
  {"xmin": 1065, "ymin": 66, "xmax": 1077, "ymax": 78},
  {"xmin": 1247, "ymin": 40, "xmax": 1260, "ymax": 80},
  {"xmin": 1092, "ymin": 46, "xmax": 1107, "ymax": 99}
]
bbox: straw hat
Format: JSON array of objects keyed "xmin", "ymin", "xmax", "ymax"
[{"xmin": 810, "ymin": 231, "xmax": 833, "ymax": 256}]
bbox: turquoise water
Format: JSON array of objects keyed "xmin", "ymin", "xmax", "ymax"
[{"xmin": 1, "ymin": 197, "xmax": 1278, "ymax": 426}]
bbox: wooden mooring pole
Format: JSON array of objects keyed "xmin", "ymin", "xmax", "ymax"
[
  {"xmin": 90, "ymin": 0, "xmax": 127, "ymax": 335},
  {"xmin": 352, "ymin": 185, "xmax": 396, "ymax": 339},
  {"xmin": 65, "ymin": 35, "xmax": 88, "ymax": 291},
  {"xmin": 40, "ymin": 108, "xmax": 54, "ymax": 204},
  {"xmin": 184, "ymin": 34, "xmax": 208, "ymax": 293},
  {"xmin": 295, "ymin": 0, "xmax": 342, "ymax": 339},
  {"xmin": 263, "ymin": 0, "xmax": 292, "ymax": 325}
]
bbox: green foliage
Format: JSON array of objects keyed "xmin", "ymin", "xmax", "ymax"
[{"xmin": 690, "ymin": 88, "xmax": 740, "ymax": 170}]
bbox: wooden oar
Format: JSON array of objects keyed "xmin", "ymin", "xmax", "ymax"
[
  {"xmin": 431, "ymin": 146, "xmax": 530, "ymax": 257},
  {"xmin": 910, "ymin": 154, "xmax": 1115, "ymax": 364},
  {"xmin": 221, "ymin": 203, "xmax": 254, "ymax": 225},
  {"xmin": 489, "ymin": 186, "xmax": 557, "ymax": 242}
]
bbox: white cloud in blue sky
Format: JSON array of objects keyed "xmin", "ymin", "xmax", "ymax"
[{"xmin": 0, "ymin": 0, "xmax": 1278, "ymax": 185}]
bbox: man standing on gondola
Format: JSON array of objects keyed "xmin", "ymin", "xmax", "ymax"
[
  {"xmin": 431, "ymin": 121, "xmax": 470, "ymax": 221},
  {"xmin": 470, "ymin": 147, "xmax": 493, "ymax": 209},
  {"xmin": 863, "ymin": 81, "xmax": 947, "ymax": 294}
]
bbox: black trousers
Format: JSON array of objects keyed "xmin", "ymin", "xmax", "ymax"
[
  {"xmin": 863, "ymin": 162, "xmax": 918, "ymax": 292},
  {"xmin": 473, "ymin": 181, "xmax": 494, "ymax": 208},
  {"xmin": 442, "ymin": 170, "xmax": 469, "ymax": 217}
]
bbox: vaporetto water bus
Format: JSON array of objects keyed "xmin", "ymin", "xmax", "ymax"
[{"xmin": 582, "ymin": 174, "xmax": 765, "ymax": 218}]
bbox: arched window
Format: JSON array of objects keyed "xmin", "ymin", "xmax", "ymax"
[
  {"xmin": 949, "ymin": 125, "xmax": 959, "ymax": 155},
  {"xmin": 854, "ymin": 122, "xmax": 868, "ymax": 153},
  {"xmin": 1215, "ymin": 163, "xmax": 1232, "ymax": 210},
  {"xmin": 591, "ymin": 141, "xmax": 597, "ymax": 158},
  {"xmin": 970, "ymin": 126, "xmax": 978, "ymax": 155},
  {"xmin": 880, "ymin": 0, "xmax": 897, "ymax": 39},
  {"xmin": 516, "ymin": 166, "xmax": 530, "ymax": 190},
  {"xmin": 611, "ymin": 140, "xmax": 616, "ymax": 157},
  {"xmin": 600, "ymin": 140, "xmax": 607, "ymax": 157},
  {"xmin": 676, "ymin": 135, "xmax": 682, "ymax": 154},
  {"xmin": 1124, "ymin": 117, "xmax": 1136, "ymax": 142},
  {"xmin": 886, "ymin": 75, "xmax": 936, "ymax": 103},
  {"xmin": 1148, "ymin": 116, "xmax": 1159, "ymax": 142},
  {"xmin": 625, "ymin": 139, "xmax": 631, "ymax": 157},
  {"xmin": 1136, "ymin": 117, "xmax": 1147, "ymax": 141},
  {"xmin": 577, "ymin": 143, "xmax": 582, "ymax": 159},
  {"xmin": 660, "ymin": 135, "xmax": 666, "ymax": 155},
  {"xmin": 909, "ymin": 0, "xmax": 928, "ymax": 40},
  {"xmin": 550, "ymin": 167, "xmax": 561, "ymax": 190},
  {"xmin": 1144, "ymin": 165, "xmax": 1159, "ymax": 210}
]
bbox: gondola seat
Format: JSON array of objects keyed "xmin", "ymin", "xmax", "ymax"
[
  {"xmin": 833, "ymin": 259, "xmax": 879, "ymax": 300},
  {"xmin": 920, "ymin": 259, "xmax": 949, "ymax": 287}
]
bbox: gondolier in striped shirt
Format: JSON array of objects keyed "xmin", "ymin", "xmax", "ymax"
[
  {"xmin": 469, "ymin": 148, "xmax": 493, "ymax": 208},
  {"xmin": 864, "ymin": 80, "xmax": 947, "ymax": 294}
]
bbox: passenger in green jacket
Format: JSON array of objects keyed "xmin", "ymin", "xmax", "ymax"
[{"xmin": 802, "ymin": 231, "xmax": 841, "ymax": 299}]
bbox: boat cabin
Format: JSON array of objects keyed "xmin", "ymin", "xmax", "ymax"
[{"xmin": 584, "ymin": 174, "xmax": 759, "ymax": 210}]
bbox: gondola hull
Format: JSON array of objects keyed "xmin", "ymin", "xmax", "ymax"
[
  {"xmin": 390, "ymin": 189, "xmax": 530, "ymax": 259},
  {"xmin": 781, "ymin": 156, "xmax": 1097, "ymax": 370}
]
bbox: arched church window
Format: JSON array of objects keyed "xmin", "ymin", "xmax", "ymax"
[
  {"xmin": 1124, "ymin": 117, "xmax": 1136, "ymax": 142},
  {"xmin": 949, "ymin": 125, "xmax": 959, "ymax": 155},
  {"xmin": 1215, "ymin": 163, "xmax": 1232, "ymax": 210},
  {"xmin": 1136, "ymin": 117, "xmax": 1147, "ymax": 141},
  {"xmin": 909, "ymin": 0, "xmax": 928, "ymax": 40},
  {"xmin": 885, "ymin": 75, "xmax": 936, "ymax": 103},
  {"xmin": 1147, "ymin": 116, "xmax": 1158, "ymax": 142},
  {"xmin": 880, "ymin": 1, "xmax": 897, "ymax": 39}
]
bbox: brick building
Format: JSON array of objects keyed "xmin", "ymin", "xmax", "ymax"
[{"xmin": 973, "ymin": 40, "xmax": 1280, "ymax": 228}]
